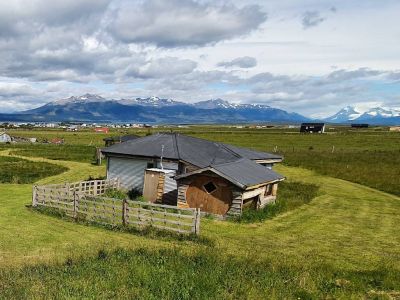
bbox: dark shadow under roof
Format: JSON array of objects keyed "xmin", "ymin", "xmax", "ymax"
[{"xmin": 102, "ymin": 133, "xmax": 283, "ymax": 168}]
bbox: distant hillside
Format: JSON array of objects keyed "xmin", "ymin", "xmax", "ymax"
[{"xmin": 0, "ymin": 94, "xmax": 309, "ymax": 124}]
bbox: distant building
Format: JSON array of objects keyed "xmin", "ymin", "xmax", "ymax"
[
  {"xmin": 0, "ymin": 132, "xmax": 12, "ymax": 143},
  {"xmin": 389, "ymin": 126, "xmax": 400, "ymax": 132},
  {"xmin": 103, "ymin": 134, "xmax": 140, "ymax": 147},
  {"xmin": 94, "ymin": 127, "xmax": 109, "ymax": 133},
  {"xmin": 300, "ymin": 123, "xmax": 325, "ymax": 133},
  {"xmin": 49, "ymin": 138, "xmax": 64, "ymax": 145},
  {"xmin": 351, "ymin": 124, "xmax": 369, "ymax": 128}
]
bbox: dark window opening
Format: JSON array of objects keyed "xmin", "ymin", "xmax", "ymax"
[
  {"xmin": 203, "ymin": 181, "xmax": 217, "ymax": 194},
  {"xmin": 147, "ymin": 162, "xmax": 155, "ymax": 168},
  {"xmin": 264, "ymin": 184, "xmax": 273, "ymax": 196}
]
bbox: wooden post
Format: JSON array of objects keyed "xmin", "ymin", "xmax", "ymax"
[
  {"xmin": 272, "ymin": 183, "xmax": 278, "ymax": 196},
  {"xmin": 73, "ymin": 191, "xmax": 78, "ymax": 219},
  {"xmin": 194, "ymin": 208, "xmax": 201, "ymax": 235},
  {"xmin": 96, "ymin": 147, "xmax": 102, "ymax": 165},
  {"xmin": 32, "ymin": 185, "xmax": 37, "ymax": 207},
  {"xmin": 122, "ymin": 198, "xmax": 127, "ymax": 226},
  {"xmin": 94, "ymin": 180, "xmax": 98, "ymax": 195}
]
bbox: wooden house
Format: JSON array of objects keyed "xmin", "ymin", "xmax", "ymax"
[
  {"xmin": 101, "ymin": 133, "xmax": 284, "ymax": 216},
  {"xmin": 300, "ymin": 123, "xmax": 325, "ymax": 133}
]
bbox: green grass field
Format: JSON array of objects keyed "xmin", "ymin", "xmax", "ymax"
[
  {"xmin": 0, "ymin": 155, "xmax": 68, "ymax": 184},
  {"xmin": 0, "ymin": 127, "xmax": 400, "ymax": 298}
]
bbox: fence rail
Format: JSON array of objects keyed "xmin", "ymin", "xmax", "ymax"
[{"xmin": 32, "ymin": 179, "xmax": 200, "ymax": 235}]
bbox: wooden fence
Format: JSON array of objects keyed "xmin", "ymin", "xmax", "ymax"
[{"xmin": 32, "ymin": 179, "xmax": 201, "ymax": 235}]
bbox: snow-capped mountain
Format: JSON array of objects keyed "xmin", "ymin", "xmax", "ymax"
[
  {"xmin": 0, "ymin": 94, "xmax": 309, "ymax": 123},
  {"xmin": 193, "ymin": 98, "xmax": 237, "ymax": 109},
  {"xmin": 325, "ymin": 106, "xmax": 400, "ymax": 124},
  {"xmin": 53, "ymin": 93, "xmax": 108, "ymax": 105},
  {"xmin": 357, "ymin": 107, "xmax": 400, "ymax": 120},
  {"xmin": 325, "ymin": 106, "xmax": 362, "ymax": 122},
  {"xmin": 193, "ymin": 99, "xmax": 272, "ymax": 110},
  {"xmin": 120, "ymin": 96, "xmax": 184, "ymax": 107}
]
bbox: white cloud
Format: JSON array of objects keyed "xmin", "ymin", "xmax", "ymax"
[
  {"xmin": 0, "ymin": 0, "xmax": 399, "ymax": 117},
  {"xmin": 108, "ymin": 0, "xmax": 267, "ymax": 47}
]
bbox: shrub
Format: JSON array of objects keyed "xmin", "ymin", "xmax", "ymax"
[{"xmin": 234, "ymin": 181, "xmax": 319, "ymax": 223}]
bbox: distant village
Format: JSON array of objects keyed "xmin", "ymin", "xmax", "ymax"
[{"xmin": 1, "ymin": 121, "xmax": 399, "ymax": 146}]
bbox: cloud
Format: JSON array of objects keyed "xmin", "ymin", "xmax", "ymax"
[
  {"xmin": 108, "ymin": 0, "xmax": 267, "ymax": 47},
  {"xmin": 302, "ymin": 11, "xmax": 325, "ymax": 29},
  {"xmin": 126, "ymin": 57, "xmax": 198, "ymax": 79},
  {"xmin": 217, "ymin": 56, "xmax": 257, "ymax": 68}
]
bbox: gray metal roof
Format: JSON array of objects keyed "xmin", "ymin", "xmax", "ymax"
[
  {"xmin": 103, "ymin": 134, "xmax": 140, "ymax": 142},
  {"xmin": 176, "ymin": 158, "xmax": 284, "ymax": 189},
  {"xmin": 102, "ymin": 133, "xmax": 283, "ymax": 168},
  {"xmin": 211, "ymin": 158, "xmax": 284, "ymax": 188}
]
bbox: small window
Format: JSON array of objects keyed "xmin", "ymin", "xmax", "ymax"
[
  {"xmin": 203, "ymin": 181, "xmax": 217, "ymax": 194},
  {"xmin": 265, "ymin": 184, "xmax": 273, "ymax": 196},
  {"xmin": 147, "ymin": 162, "xmax": 155, "ymax": 168}
]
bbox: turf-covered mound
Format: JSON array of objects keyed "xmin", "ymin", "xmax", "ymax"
[{"xmin": 0, "ymin": 156, "xmax": 68, "ymax": 184}]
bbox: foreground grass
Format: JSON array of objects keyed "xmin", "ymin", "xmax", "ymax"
[
  {"xmin": 1, "ymin": 247, "xmax": 399, "ymax": 299},
  {"xmin": 236, "ymin": 181, "xmax": 320, "ymax": 223},
  {"xmin": 0, "ymin": 156, "xmax": 68, "ymax": 184}
]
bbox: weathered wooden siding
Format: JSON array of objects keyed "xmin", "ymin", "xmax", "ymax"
[{"xmin": 226, "ymin": 187, "xmax": 243, "ymax": 216}]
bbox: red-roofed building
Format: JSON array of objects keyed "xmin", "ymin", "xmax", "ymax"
[{"xmin": 94, "ymin": 127, "xmax": 109, "ymax": 133}]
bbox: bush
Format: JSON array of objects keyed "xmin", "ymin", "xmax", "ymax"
[
  {"xmin": 103, "ymin": 188, "xmax": 128, "ymax": 200},
  {"xmin": 234, "ymin": 181, "xmax": 319, "ymax": 223}
]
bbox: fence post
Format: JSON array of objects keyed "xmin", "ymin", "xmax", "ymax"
[
  {"xmin": 32, "ymin": 185, "xmax": 37, "ymax": 207},
  {"xmin": 194, "ymin": 208, "xmax": 201, "ymax": 235},
  {"xmin": 122, "ymin": 198, "xmax": 127, "ymax": 226},
  {"xmin": 73, "ymin": 191, "xmax": 78, "ymax": 220}
]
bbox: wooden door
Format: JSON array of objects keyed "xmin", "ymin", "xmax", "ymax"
[
  {"xmin": 186, "ymin": 176, "xmax": 232, "ymax": 215},
  {"xmin": 143, "ymin": 170, "xmax": 160, "ymax": 202}
]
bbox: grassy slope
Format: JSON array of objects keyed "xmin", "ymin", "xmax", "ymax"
[
  {"xmin": 0, "ymin": 156, "xmax": 68, "ymax": 184},
  {"xmin": 0, "ymin": 151, "xmax": 399, "ymax": 297}
]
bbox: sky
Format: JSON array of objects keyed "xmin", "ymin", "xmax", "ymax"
[{"xmin": 0, "ymin": 0, "xmax": 400, "ymax": 117}]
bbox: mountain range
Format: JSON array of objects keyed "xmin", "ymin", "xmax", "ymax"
[
  {"xmin": 325, "ymin": 106, "xmax": 400, "ymax": 125},
  {"xmin": 0, "ymin": 94, "xmax": 398, "ymax": 125},
  {"xmin": 0, "ymin": 94, "xmax": 308, "ymax": 124}
]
